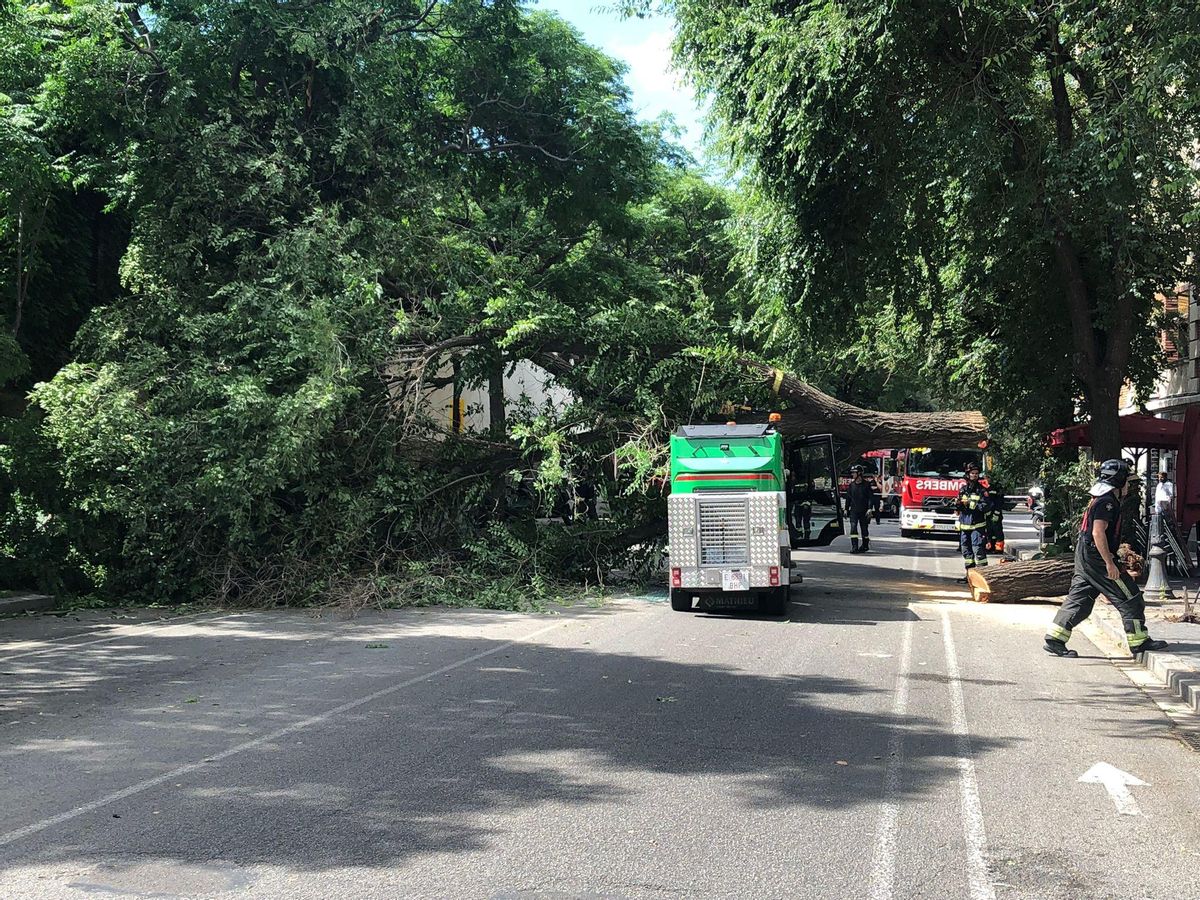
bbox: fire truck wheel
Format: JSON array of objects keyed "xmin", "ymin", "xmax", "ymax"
[
  {"xmin": 669, "ymin": 589, "xmax": 693, "ymax": 612},
  {"xmin": 760, "ymin": 587, "xmax": 790, "ymax": 617}
]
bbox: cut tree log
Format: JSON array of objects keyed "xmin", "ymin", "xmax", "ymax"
[
  {"xmin": 741, "ymin": 359, "xmax": 990, "ymax": 451},
  {"xmin": 966, "ymin": 558, "xmax": 1074, "ymax": 603}
]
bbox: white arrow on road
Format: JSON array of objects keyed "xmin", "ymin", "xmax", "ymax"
[{"xmin": 1079, "ymin": 762, "xmax": 1149, "ymax": 816}]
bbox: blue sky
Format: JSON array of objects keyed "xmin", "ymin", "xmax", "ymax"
[{"xmin": 532, "ymin": 1, "xmax": 707, "ymax": 160}]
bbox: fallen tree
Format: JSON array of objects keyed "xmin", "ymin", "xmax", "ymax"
[
  {"xmin": 741, "ymin": 360, "xmax": 989, "ymax": 451},
  {"xmin": 396, "ymin": 337, "xmax": 991, "ymax": 453}
]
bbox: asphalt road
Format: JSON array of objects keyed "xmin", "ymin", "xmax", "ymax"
[{"xmin": 2, "ymin": 518, "xmax": 1199, "ymax": 899}]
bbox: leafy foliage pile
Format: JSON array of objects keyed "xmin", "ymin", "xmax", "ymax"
[{"xmin": 1, "ymin": 0, "xmax": 752, "ymax": 605}]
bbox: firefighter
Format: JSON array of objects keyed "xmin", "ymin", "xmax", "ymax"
[
  {"xmin": 1045, "ymin": 459, "xmax": 1170, "ymax": 658},
  {"xmin": 984, "ymin": 479, "xmax": 1006, "ymax": 554},
  {"xmin": 956, "ymin": 462, "xmax": 989, "ymax": 576},
  {"xmin": 797, "ymin": 484, "xmax": 814, "ymax": 540},
  {"xmin": 788, "ymin": 472, "xmax": 814, "ymax": 541},
  {"xmin": 846, "ymin": 465, "xmax": 873, "ymax": 553}
]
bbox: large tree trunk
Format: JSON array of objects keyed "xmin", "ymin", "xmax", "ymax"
[
  {"xmin": 966, "ymin": 558, "xmax": 1073, "ymax": 603},
  {"xmin": 1084, "ymin": 375, "xmax": 1123, "ymax": 461},
  {"xmin": 742, "ymin": 360, "xmax": 989, "ymax": 451}
]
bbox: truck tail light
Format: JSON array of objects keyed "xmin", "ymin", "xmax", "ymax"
[
  {"xmin": 671, "ymin": 567, "xmax": 682, "ymax": 588},
  {"xmin": 769, "ymin": 566, "xmax": 780, "ymax": 586}
]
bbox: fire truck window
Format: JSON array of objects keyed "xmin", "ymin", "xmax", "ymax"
[{"xmin": 905, "ymin": 450, "xmax": 985, "ymax": 479}]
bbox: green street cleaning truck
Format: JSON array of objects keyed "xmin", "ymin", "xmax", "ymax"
[{"xmin": 667, "ymin": 421, "xmax": 841, "ymax": 615}]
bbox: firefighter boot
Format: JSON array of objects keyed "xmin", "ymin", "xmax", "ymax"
[
  {"xmin": 1131, "ymin": 637, "xmax": 1169, "ymax": 655},
  {"xmin": 861, "ymin": 539, "xmax": 871, "ymax": 552},
  {"xmin": 1044, "ymin": 638, "xmax": 1078, "ymax": 658}
]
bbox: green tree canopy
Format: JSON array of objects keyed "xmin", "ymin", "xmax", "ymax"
[
  {"xmin": 3, "ymin": 0, "xmax": 752, "ymax": 600},
  {"xmin": 663, "ymin": 0, "xmax": 1200, "ymax": 457}
]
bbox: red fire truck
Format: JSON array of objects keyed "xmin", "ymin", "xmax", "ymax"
[{"xmin": 897, "ymin": 447, "xmax": 989, "ymax": 538}]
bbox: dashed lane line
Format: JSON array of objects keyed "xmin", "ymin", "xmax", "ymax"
[
  {"xmin": 0, "ymin": 620, "xmax": 564, "ymax": 849},
  {"xmin": 868, "ymin": 613, "xmax": 916, "ymax": 900},
  {"xmin": 941, "ymin": 606, "xmax": 997, "ymax": 900}
]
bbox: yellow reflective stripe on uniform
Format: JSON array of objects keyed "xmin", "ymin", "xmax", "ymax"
[
  {"xmin": 957, "ymin": 522, "xmax": 987, "ymax": 530},
  {"xmin": 1114, "ymin": 578, "xmax": 1135, "ymax": 599},
  {"xmin": 1127, "ymin": 623, "xmax": 1149, "ymax": 646},
  {"xmin": 1047, "ymin": 624, "xmax": 1072, "ymax": 642},
  {"xmin": 976, "ymin": 559, "xmax": 989, "ymax": 567}
]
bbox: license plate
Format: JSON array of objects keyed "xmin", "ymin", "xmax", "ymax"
[{"xmin": 722, "ymin": 569, "xmax": 749, "ymax": 591}]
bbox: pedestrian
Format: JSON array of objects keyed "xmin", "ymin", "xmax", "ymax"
[
  {"xmin": 1044, "ymin": 459, "xmax": 1169, "ymax": 658},
  {"xmin": 956, "ymin": 461, "xmax": 989, "ymax": 578},
  {"xmin": 1154, "ymin": 471, "xmax": 1175, "ymax": 518},
  {"xmin": 1152, "ymin": 469, "xmax": 1188, "ymax": 569},
  {"xmin": 845, "ymin": 465, "xmax": 873, "ymax": 553}
]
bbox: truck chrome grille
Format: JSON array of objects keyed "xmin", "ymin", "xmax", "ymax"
[
  {"xmin": 923, "ymin": 497, "xmax": 953, "ymax": 512},
  {"xmin": 698, "ymin": 496, "xmax": 750, "ymax": 566}
]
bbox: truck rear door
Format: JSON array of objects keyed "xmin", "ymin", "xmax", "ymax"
[{"xmin": 788, "ymin": 434, "xmax": 844, "ymax": 547}]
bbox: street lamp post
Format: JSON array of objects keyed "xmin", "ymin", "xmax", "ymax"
[{"xmin": 1143, "ymin": 512, "xmax": 1175, "ymax": 602}]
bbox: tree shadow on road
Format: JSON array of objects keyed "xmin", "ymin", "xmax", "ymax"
[{"xmin": 0, "ymin": 605, "xmax": 1017, "ymax": 882}]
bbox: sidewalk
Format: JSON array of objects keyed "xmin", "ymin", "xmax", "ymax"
[
  {"xmin": 0, "ymin": 592, "xmax": 55, "ymax": 615},
  {"xmin": 1088, "ymin": 582, "xmax": 1200, "ymax": 716}
]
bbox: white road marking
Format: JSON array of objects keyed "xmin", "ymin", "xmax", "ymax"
[
  {"xmin": 940, "ymin": 608, "xmax": 996, "ymax": 900},
  {"xmin": 933, "ymin": 536, "xmax": 949, "ymax": 579},
  {"xmin": 0, "ymin": 620, "xmax": 563, "ymax": 849},
  {"xmin": 1078, "ymin": 762, "xmax": 1148, "ymax": 816},
  {"xmin": 0, "ymin": 610, "xmax": 239, "ymax": 663},
  {"xmin": 868, "ymin": 614, "xmax": 916, "ymax": 900}
]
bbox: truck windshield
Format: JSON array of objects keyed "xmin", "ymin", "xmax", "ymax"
[{"xmin": 906, "ymin": 450, "xmax": 984, "ymax": 478}]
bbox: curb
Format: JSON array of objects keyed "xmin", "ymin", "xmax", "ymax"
[
  {"xmin": 1088, "ymin": 601, "xmax": 1200, "ymax": 716},
  {"xmin": 0, "ymin": 594, "xmax": 55, "ymax": 615}
]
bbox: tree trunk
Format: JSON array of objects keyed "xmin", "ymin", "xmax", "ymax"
[
  {"xmin": 965, "ymin": 558, "xmax": 1073, "ymax": 603},
  {"xmin": 741, "ymin": 359, "xmax": 989, "ymax": 451},
  {"xmin": 487, "ymin": 358, "xmax": 508, "ymax": 516},
  {"xmin": 1085, "ymin": 376, "xmax": 1123, "ymax": 461},
  {"xmin": 488, "ymin": 359, "xmax": 506, "ymax": 440}
]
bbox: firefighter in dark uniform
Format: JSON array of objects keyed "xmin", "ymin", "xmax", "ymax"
[
  {"xmin": 787, "ymin": 472, "xmax": 814, "ymax": 542},
  {"xmin": 846, "ymin": 465, "xmax": 873, "ymax": 553},
  {"xmin": 1045, "ymin": 459, "xmax": 1170, "ymax": 658},
  {"xmin": 797, "ymin": 484, "xmax": 814, "ymax": 540},
  {"xmin": 956, "ymin": 462, "xmax": 989, "ymax": 575},
  {"xmin": 984, "ymin": 480, "xmax": 1006, "ymax": 554}
]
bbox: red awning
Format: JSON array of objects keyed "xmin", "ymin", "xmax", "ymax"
[{"xmin": 1048, "ymin": 413, "xmax": 1184, "ymax": 451}]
